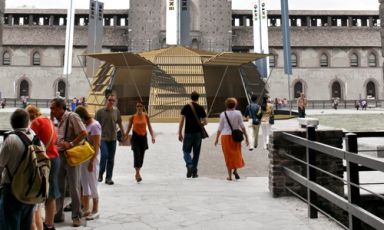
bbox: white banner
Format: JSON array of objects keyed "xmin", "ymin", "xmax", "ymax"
[
  {"xmin": 63, "ymin": 0, "xmax": 75, "ymax": 75},
  {"xmin": 166, "ymin": 0, "xmax": 178, "ymax": 45},
  {"xmin": 253, "ymin": 0, "xmax": 269, "ymax": 78}
]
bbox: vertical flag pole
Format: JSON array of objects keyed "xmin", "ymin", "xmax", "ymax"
[
  {"xmin": 281, "ymin": 0, "xmax": 292, "ymax": 115},
  {"xmin": 64, "ymin": 0, "xmax": 75, "ymax": 104}
]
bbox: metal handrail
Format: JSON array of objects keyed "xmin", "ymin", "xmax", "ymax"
[{"xmin": 281, "ymin": 129, "xmax": 384, "ymax": 229}]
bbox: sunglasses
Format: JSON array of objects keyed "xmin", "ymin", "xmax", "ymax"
[{"xmin": 108, "ymin": 99, "xmax": 115, "ymax": 102}]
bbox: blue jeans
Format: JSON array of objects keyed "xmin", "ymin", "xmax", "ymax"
[
  {"xmin": 100, "ymin": 140, "xmax": 117, "ymax": 180},
  {"xmin": 0, "ymin": 185, "xmax": 34, "ymax": 229},
  {"xmin": 182, "ymin": 132, "xmax": 202, "ymax": 172}
]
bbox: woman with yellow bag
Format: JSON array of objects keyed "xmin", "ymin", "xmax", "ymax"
[{"xmin": 74, "ymin": 106, "xmax": 101, "ymax": 220}]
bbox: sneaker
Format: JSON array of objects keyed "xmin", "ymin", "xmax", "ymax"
[
  {"xmin": 86, "ymin": 212, "xmax": 100, "ymax": 220},
  {"xmin": 105, "ymin": 179, "xmax": 114, "ymax": 185},
  {"xmin": 249, "ymin": 147, "xmax": 253, "ymax": 151},
  {"xmin": 72, "ymin": 218, "xmax": 81, "ymax": 227},
  {"xmin": 186, "ymin": 166, "xmax": 193, "ymax": 178}
]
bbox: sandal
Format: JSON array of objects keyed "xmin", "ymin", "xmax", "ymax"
[
  {"xmin": 226, "ymin": 177, "xmax": 232, "ymax": 181},
  {"xmin": 135, "ymin": 174, "xmax": 142, "ymax": 183}
]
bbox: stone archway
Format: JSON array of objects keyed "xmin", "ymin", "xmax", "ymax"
[
  {"xmin": 20, "ymin": 80, "xmax": 29, "ymax": 97},
  {"xmin": 331, "ymin": 81, "xmax": 341, "ymax": 99}
]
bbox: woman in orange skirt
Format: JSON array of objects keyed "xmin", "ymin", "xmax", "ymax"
[{"xmin": 214, "ymin": 98, "xmax": 249, "ymax": 180}]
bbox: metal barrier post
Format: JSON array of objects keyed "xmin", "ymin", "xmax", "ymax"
[
  {"xmin": 345, "ymin": 133, "xmax": 361, "ymax": 229},
  {"xmin": 306, "ymin": 126, "xmax": 318, "ymax": 218}
]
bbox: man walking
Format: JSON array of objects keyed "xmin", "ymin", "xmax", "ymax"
[
  {"xmin": 0, "ymin": 109, "xmax": 36, "ymax": 229},
  {"xmin": 178, "ymin": 91, "xmax": 207, "ymax": 178},
  {"xmin": 297, "ymin": 92, "xmax": 307, "ymax": 118},
  {"xmin": 244, "ymin": 95, "xmax": 261, "ymax": 150},
  {"xmin": 95, "ymin": 94, "xmax": 125, "ymax": 185},
  {"xmin": 50, "ymin": 98, "xmax": 87, "ymax": 227}
]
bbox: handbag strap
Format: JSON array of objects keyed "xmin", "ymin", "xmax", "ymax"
[
  {"xmin": 189, "ymin": 103, "xmax": 205, "ymax": 132},
  {"xmin": 224, "ymin": 111, "xmax": 234, "ymax": 131}
]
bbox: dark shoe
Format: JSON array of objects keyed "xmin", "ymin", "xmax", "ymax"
[
  {"xmin": 72, "ymin": 217, "xmax": 81, "ymax": 227},
  {"xmin": 186, "ymin": 166, "xmax": 193, "ymax": 178},
  {"xmin": 254, "ymin": 145, "xmax": 257, "ymax": 148},
  {"xmin": 233, "ymin": 171, "xmax": 240, "ymax": 180},
  {"xmin": 135, "ymin": 174, "xmax": 142, "ymax": 183},
  {"xmin": 53, "ymin": 214, "xmax": 64, "ymax": 223},
  {"xmin": 98, "ymin": 175, "xmax": 103, "ymax": 182},
  {"xmin": 64, "ymin": 203, "xmax": 72, "ymax": 212},
  {"xmin": 192, "ymin": 169, "xmax": 198, "ymax": 178},
  {"xmin": 105, "ymin": 179, "xmax": 114, "ymax": 185},
  {"xmin": 43, "ymin": 223, "xmax": 56, "ymax": 230}
]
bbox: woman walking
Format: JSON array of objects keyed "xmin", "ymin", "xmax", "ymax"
[
  {"xmin": 260, "ymin": 95, "xmax": 274, "ymax": 150},
  {"xmin": 74, "ymin": 106, "xmax": 101, "ymax": 220},
  {"xmin": 214, "ymin": 98, "xmax": 249, "ymax": 181},
  {"xmin": 125, "ymin": 100, "xmax": 155, "ymax": 182}
]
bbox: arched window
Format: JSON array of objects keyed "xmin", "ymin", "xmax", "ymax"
[
  {"xmin": 161, "ymin": 38, "xmax": 166, "ymax": 49},
  {"xmin": 350, "ymin": 53, "xmax": 358, "ymax": 67},
  {"xmin": 58, "ymin": 80, "xmax": 66, "ymax": 98},
  {"xmin": 3, "ymin": 52, "xmax": 10, "ymax": 65},
  {"xmin": 368, "ymin": 53, "xmax": 377, "ymax": 67},
  {"xmin": 20, "ymin": 80, "xmax": 29, "ymax": 97},
  {"xmin": 269, "ymin": 54, "xmax": 276, "ymax": 67},
  {"xmin": 294, "ymin": 81, "xmax": 303, "ymax": 98},
  {"xmin": 320, "ymin": 53, "xmax": 328, "ymax": 67},
  {"xmin": 33, "ymin": 52, "xmax": 40, "ymax": 66},
  {"xmin": 191, "ymin": 39, "xmax": 199, "ymax": 49},
  {"xmin": 331, "ymin": 81, "xmax": 341, "ymax": 99},
  {"xmin": 291, "ymin": 53, "xmax": 297, "ymax": 67},
  {"xmin": 366, "ymin": 81, "xmax": 376, "ymax": 99}
]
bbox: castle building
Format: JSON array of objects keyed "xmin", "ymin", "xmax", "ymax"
[{"xmin": 0, "ymin": 0, "xmax": 382, "ymax": 105}]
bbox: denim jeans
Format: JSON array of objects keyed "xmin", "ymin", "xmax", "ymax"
[
  {"xmin": 0, "ymin": 185, "xmax": 34, "ymax": 229},
  {"xmin": 182, "ymin": 132, "xmax": 202, "ymax": 172},
  {"xmin": 100, "ymin": 140, "xmax": 117, "ymax": 180}
]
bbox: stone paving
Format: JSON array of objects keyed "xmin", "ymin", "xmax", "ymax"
[{"xmin": 51, "ymin": 122, "xmax": 340, "ymax": 229}]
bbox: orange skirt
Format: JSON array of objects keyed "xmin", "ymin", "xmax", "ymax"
[{"xmin": 221, "ymin": 135, "xmax": 245, "ymax": 169}]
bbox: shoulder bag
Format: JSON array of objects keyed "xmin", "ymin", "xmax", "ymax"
[
  {"xmin": 189, "ymin": 103, "xmax": 209, "ymax": 139},
  {"xmin": 64, "ymin": 113, "xmax": 95, "ymax": 166},
  {"xmin": 224, "ymin": 111, "xmax": 244, "ymax": 142}
]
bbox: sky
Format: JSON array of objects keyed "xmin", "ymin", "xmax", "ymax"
[{"xmin": 5, "ymin": 0, "xmax": 380, "ymax": 11}]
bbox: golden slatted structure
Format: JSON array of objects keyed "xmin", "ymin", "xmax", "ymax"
[
  {"xmin": 143, "ymin": 47, "xmax": 209, "ymax": 120},
  {"xmin": 84, "ymin": 46, "xmax": 267, "ymax": 120}
]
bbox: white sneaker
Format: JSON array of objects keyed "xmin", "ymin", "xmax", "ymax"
[{"xmin": 86, "ymin": 212, "xmax": 100, "ymax": 220}]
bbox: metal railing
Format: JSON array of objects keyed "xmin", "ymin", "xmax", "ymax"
[
  {"xmin": 281, "ymin": 127, "xmax": 384, "ymax": 230},
  {"xmin": 0, "ymin": 98, "xmax": 72, "ymax": 109},
  {"xmin": 275, "ymin": 99, "xmax": 384, "ymax": 110}
]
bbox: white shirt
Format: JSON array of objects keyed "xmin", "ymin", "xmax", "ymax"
[{"xmin": 218, "ymin": 110, "xmax": 245, "ymax": 135}]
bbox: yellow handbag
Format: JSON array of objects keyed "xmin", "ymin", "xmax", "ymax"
[{"xmin": 65, "ymin": 140, "xmax": 95, "ymax": 167}]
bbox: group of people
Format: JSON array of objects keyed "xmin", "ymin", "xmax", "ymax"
[
  {"xmin": 0, "ymin": 91, "xmax": 275, "ymax": 229},
  {"xmin": 178, "ymin": 92, "xmax": 274, "ymax": 181},
  {"xmin": 70, "ymin": 97, "xmax": 87, "ymax": 112},
  {"xmin": 0, "ymin": 93, "xmax": 156, "ymax": 229}
]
